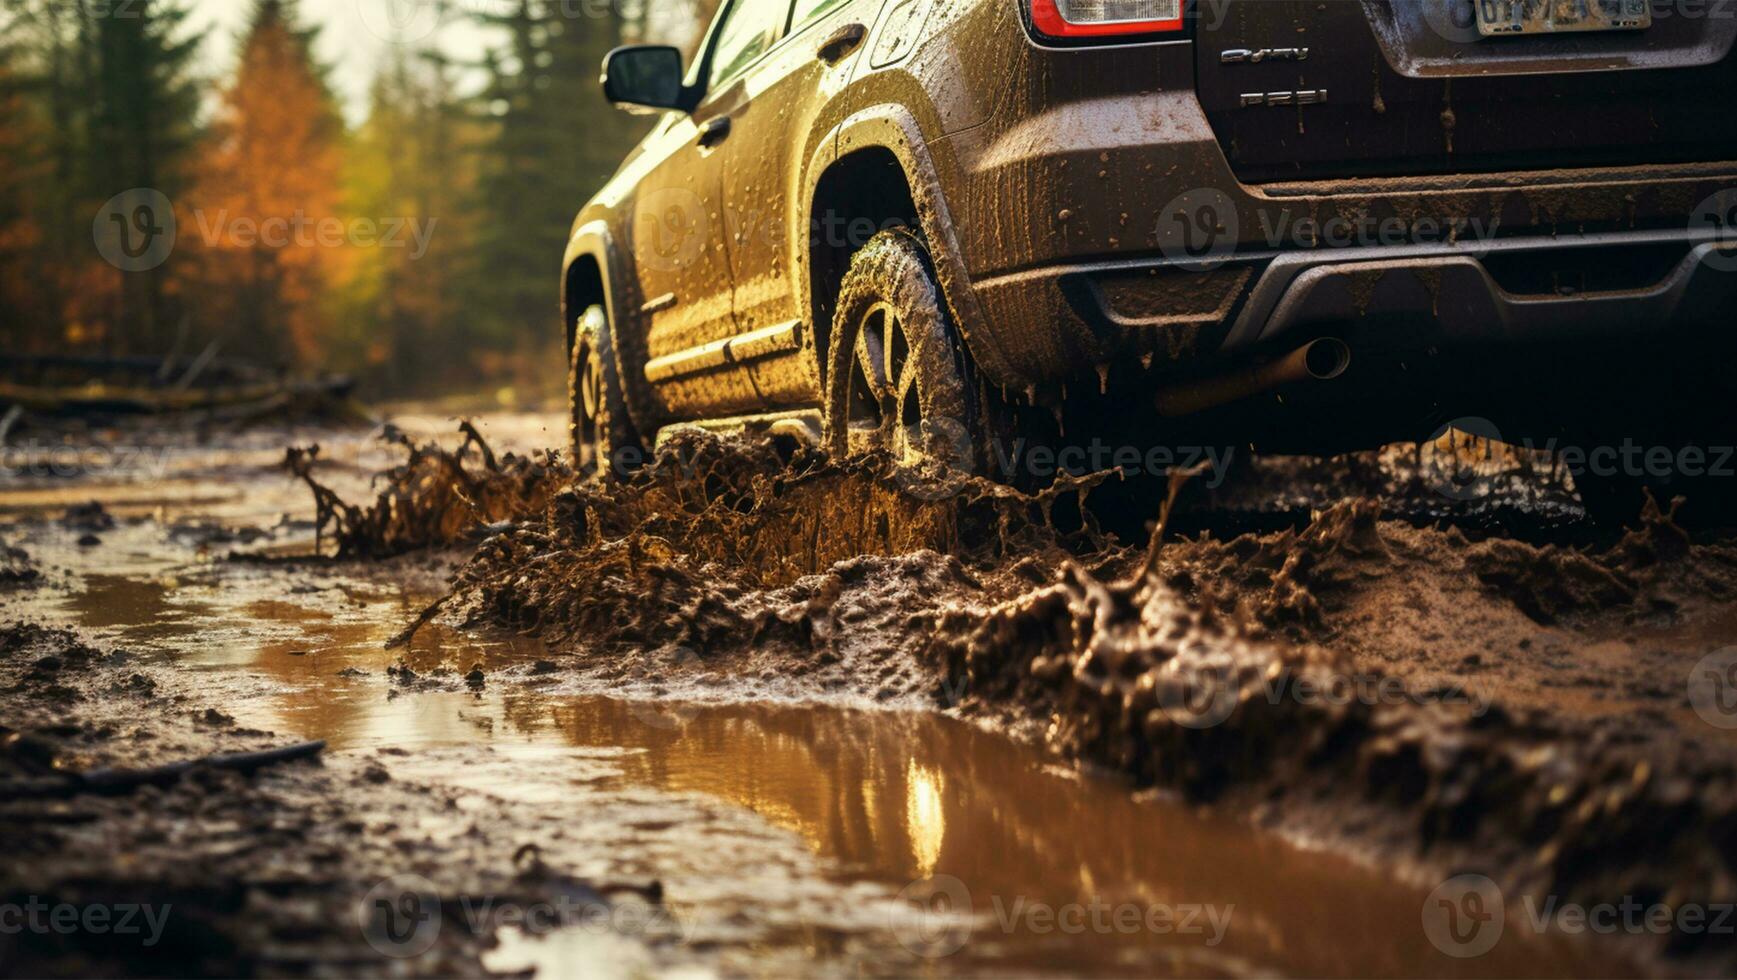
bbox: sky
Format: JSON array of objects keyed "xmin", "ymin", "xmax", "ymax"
[{"xmin": 189, "ymin": 0, "xmax": 501, "ymax": 126}]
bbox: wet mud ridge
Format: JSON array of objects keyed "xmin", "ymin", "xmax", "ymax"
[{"xmin": 283, "ymin": 424, "xmax": 1737, "ymax": 974}]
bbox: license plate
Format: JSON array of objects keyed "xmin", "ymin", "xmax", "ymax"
[{"xmin": 1476, "ymin": 0, "xmax": 1653, "ymax": 37}]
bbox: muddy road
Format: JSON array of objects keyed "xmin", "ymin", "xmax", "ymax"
[{"xmin": 2, "ymin": 412, "xmax": 1735, "ymax": 977}]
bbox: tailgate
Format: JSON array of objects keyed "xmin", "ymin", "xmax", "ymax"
[{"xmin": 1194, "ymin": 0, "xmax": 1737, "ymax": 182}]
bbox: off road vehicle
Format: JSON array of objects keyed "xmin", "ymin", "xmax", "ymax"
[{"xmin": 562, "ymin": 0, "xmax": 1737, "ymax": 517}]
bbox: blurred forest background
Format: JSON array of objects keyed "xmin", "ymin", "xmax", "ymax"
[{"xmin": 0, "ymin": 0, "xmax": 717, "ymax": 401}]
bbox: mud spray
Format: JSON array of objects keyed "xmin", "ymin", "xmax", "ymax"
[{"xmin": 269, "ymin": 422, "xmax": 1737, "ymax": 974}]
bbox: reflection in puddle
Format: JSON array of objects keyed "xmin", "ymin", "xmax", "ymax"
[{"xmin": 1, "ymin": 516, "xmax": 1625, "ymax": 977}]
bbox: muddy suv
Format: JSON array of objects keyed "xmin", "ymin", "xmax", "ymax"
[{"xmin": 563, "ymin": 0, "xmax": 1737, "ymax": 513}]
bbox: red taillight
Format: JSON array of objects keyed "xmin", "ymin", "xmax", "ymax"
[{"xmin": 1028, "ymin": 0, "xmax": 1185, "ymax": 39}]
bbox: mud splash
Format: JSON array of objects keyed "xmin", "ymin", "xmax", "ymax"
[
  {"xmin": 10, "ymin": 413, "xmax": 1736, "ymax": 975},
  {"xmin": 317, "ymin": 422, "xmax": 1737, "ymax": 974},
  {"xmin": 283, "ymin": 420, "xmax": 565, "ymax": 559},
  {"xmin": 0, "ymin": 463, "xmax": 1609, "ymax": 977}
]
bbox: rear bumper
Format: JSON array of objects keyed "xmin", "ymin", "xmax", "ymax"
[
  {"xmin": 967, "ymin": 225, "xmax": 1737, "ymax": 390},
  {"xmin": 1222, "ymin": 231, "xmax": 1737, "ymax": 353}
]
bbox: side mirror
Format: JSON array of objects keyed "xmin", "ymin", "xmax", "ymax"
[{"xmin": 602, "ymin": 46, "xmax": 689, "ymax": 114}]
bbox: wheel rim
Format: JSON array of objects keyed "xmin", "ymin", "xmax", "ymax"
[
  {"xmin": 573, "ymin": 342, "xmax": 603, "ymax": 472},
  {"xmin": 847, "ymin": 301, "xmax": 926, "ymax": 461}
]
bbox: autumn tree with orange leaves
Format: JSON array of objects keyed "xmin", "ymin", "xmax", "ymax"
[
  {"xmin": 192, "ymin": 0, "xmax": 346, "ymax": 368},
  {"xmin": 0, "ymin": 0, "xmax": 710, "ymax": 396}
]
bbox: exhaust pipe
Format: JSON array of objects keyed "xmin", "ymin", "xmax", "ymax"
[{"xmin": 1155, "ymin": 337, "xmax": 1350, "ymax": 418}]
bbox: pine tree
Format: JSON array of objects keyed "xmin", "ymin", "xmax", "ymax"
[
  {"xmin": 1, "ymin": 0, "xmax": 203, "ymax": 355},
  {"xmin": 87, "ymin": 0, "xmax": 204, "ymax": 352},
  {"xmin": 465, "ymin": 0, "xmax": 651, "ymax": 357}
]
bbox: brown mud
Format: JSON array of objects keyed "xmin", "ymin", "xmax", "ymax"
[
  {"xmin": 337, "ymin": 424, "xmax": 1737, "ymax": 975},
  {"xmin": 5, "ymin": 415, "xmax": 1737, "ymax": 976}
]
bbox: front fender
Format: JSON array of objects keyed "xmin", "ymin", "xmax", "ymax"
[{"xmin": 562, "ymin": 218, "xmax": 659, "ymax": 437}]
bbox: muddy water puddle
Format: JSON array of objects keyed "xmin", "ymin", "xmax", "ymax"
[
  {"xmin": 0, "ymin": 524, "xmax": 1629, "ymax": 977},
  {"xmin": 0, "ymin": 421, "xmax": 1630, "ymax": 977}
]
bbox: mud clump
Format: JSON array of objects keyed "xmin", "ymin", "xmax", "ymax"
[
  {"xmin": 1464, "ymin": 494, "xmax": 1727, "ymax": 624},
  {"xmin": 1152, "ymin": 499, "xmax": 1392, "ymax": 637},
  {"xmin": 1466, "ymin": 537, "xmax": 1638, "ymax": 624},
  {"xmin": 423, "ymin": 428, "xmax": 1109, "ymax": 700},
  {"xmin": 926, "ymin": 562, "xmax": 1354, "ymax": 797},
  {"xmin": 284, "ymin": 420, "xmax": 564, "ymax": 558},
  {"xmin": 0, "ymin": 542, "xmax": 37, "ymax": 587},
  {"xmin": 58, "ymin": 501, "xmax": 116, "ymax": 533}
]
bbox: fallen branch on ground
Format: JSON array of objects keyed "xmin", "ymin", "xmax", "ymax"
[{"xmin": 0, "ymin": 740, "xmax": 326, "ymax": 799}]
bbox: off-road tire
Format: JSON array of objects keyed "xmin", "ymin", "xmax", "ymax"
[
  {"xmin": 569, "ymin": 304, "xmax": 642, "ymax": 478},
  {"xmin": 822, "ymin": 229, "xmax": 980, "ymax": 478}
]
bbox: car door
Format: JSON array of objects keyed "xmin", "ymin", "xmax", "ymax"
[
  {"xmin": 633, "ymin": 0, "xmax": 798, "ymax": 420},
  {"xmin": 709, "ymin": 0, "xmax": 870, "ymax": 409},
  {"xmin": 625, "ymin": 106, "xmax": 741, "ymax": 421}
]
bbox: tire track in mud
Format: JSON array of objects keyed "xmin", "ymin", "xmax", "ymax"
[{"xmin": 298, "ymin": 423, "xmax": 1737, "ymax": 974}]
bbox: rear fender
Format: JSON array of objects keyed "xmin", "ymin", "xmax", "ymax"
[{"xmin": 804, "ymin": 104, "xmax": 1018, "ymax": 387}]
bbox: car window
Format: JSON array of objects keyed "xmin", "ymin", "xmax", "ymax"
[
  {"xmin": 707, "ymin": 0, "xmax": 793, "ymax": 89},
  {"xmin": 791, "ymin": 0, "xmax": 850, "ymax": 30}
]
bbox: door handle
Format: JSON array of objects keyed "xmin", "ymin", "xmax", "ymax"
[
  {"xmin": 817, "ymin": 23, "xmax": 868, "ymax": 63},
  {"xmin": 698, "ymin": 116, "xmax": 732, "ymax": 148}
]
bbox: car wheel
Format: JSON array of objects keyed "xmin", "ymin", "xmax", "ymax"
[
  {"xmin": 822, "ymin": 229, "xmax": 979, "ymax": 479},
  {"xmin": 569, "ymin": 304, "xmax": 642, "ymax": 478}
]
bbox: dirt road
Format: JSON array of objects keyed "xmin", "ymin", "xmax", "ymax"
[{"xmin": 2, "ymin": 412, "xmax": 1734, "ymax": 977}]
